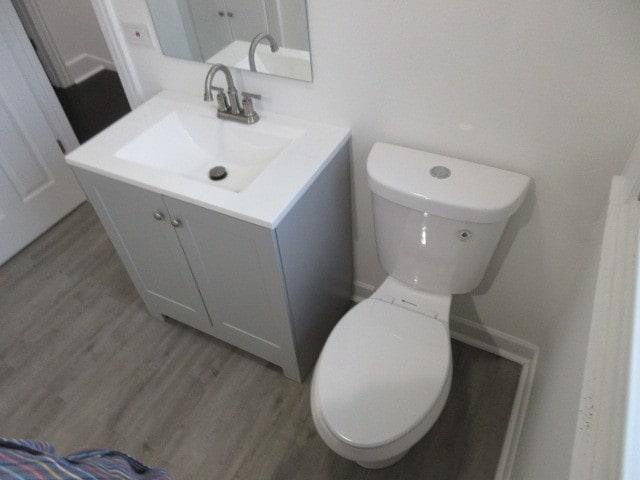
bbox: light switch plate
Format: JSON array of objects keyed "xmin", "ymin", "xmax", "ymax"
[{"xmin": 121, "ymin": 22, "xmax": 154, "ymax": 48}]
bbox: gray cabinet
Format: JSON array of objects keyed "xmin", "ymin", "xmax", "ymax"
[
  {"xmin": 72, "ymin": 143, "xmax": 352, "ymax": 381},
  {"xmin": 166, "ymin": 196, "xmax": 298, "ymax": 374},
  {"xmin": 76, "ymin": 170, "xmax": 212, "ymax": 333}
]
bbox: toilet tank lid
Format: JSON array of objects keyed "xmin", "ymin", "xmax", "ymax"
[{"xmin": 367, "ymin": 143, "xmax": 531, "ymax": 223}]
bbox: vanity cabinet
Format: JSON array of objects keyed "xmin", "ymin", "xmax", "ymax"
[
  {"xmin": 165, "ymin": 196, "xmax": 297, "ymax": 371},
  {"xmin": 72, "ymin": 143, "xmax": 352, "ymax": 381},
  {"xmin": 75, "ymin": 171, "xmax": 212, "ymax": 333}
]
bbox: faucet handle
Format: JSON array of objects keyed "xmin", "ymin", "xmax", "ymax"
[
  {"xmin": 213, "ymin": 87, "xmax": 229, "ymax": 112},
  {"xmin": 241, "ymin": 92, "xmax": 262, "ymax": 101},
  {"xmin": 241, "ymin": 92, "xmax": 261, "ymax": 124}
]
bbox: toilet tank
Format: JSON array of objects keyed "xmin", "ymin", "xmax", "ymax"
[{"xmin": 367, "ymin": 143, "xmax": 530, "ymax": 294}]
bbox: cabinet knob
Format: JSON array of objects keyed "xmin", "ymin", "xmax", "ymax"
[
  {"xmin": 153, "ymin": 211, "xmax": 165, "ymax": 221},
  {"xmin": 170, "ymin": 218, "xmax": 182, "ymax": 228},
  {"xmin": 227, "ymin": 11, "xmax": 234, "ymax": 17}
]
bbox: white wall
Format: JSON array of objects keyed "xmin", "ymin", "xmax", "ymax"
[
  {"xmin": 35, "ymin": 0, "xmax": 114, "ymax": 83},
  {"xmin": 104, "ymin": 0, "xmax": 640, "ymax": 477},
  {"xmin": 515, "ymin": 208, "xmax": 605, "ymax": 478}
]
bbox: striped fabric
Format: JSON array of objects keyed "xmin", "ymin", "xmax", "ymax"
[{"xmin": 0, "ymin": 438, "xmax": 171, "ymax": 480}]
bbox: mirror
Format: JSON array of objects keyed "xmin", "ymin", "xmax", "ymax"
[{"xmin": 147, "ymin": 0, "xmax": 312, "ymax": 82}]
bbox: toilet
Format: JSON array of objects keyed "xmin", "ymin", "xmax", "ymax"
[{"xmin": 310, "ymin": 142, "xmax": 530, "ymax": 469}]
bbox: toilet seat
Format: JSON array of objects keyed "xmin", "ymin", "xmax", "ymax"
[{"xmin": 312, "ymin": 298, "xmax": 451, "ymax": 451}]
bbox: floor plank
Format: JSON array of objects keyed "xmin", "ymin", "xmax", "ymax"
[{"xmin": 0, "ymin": 203, "xmax": 521, "ymax": 479}]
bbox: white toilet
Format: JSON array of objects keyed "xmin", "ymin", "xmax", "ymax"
[{"xmin": 310, "ymin": 142, "xmax": 530, "ymax": 469}]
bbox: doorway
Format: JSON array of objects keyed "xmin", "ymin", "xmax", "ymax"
[{"xmin": 11, "ymin": 0, "xmax": 131, "ymax": 143}]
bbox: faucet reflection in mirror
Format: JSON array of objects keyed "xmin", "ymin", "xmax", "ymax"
[
  {"xmin": 147, "ymin": 0, "xmax": 312, "ymax": 82},
  {"xmin": 204, "ymin": 64, "xmax": 261, "ymax": 124},
  {"xmin": 249, "ymin": 33, "xmax": 279, "ymax": 72}
]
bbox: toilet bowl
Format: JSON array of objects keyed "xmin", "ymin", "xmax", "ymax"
[
  {"xmin": 310, "ymin": 142, "xmax": 530, "ymax": 469},
  {"xmin": 310, "ymin": 277, "xmax": 453, "ymax": 469}
]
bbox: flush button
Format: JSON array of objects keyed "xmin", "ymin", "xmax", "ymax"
[{"xmin": 430, "ymin": 166, "xmax": 451, "ymax": 179}]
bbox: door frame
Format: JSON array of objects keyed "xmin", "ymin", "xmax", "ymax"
[
  {"xmin": 10, "ymin": 0, "xmax": 74, "ymax": 88},
  {"xmin": 90, "ymin": 0, "xmax": 145, "ymax": 108}
]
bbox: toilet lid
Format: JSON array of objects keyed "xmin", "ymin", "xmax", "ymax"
[{"xmin": 315, "ymin": 299, "xmax": 451, "ymax": 448}]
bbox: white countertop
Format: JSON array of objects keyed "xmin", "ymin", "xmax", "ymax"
[{"xmin": 66, "ymin": 90, "xmax": 350, "ymax": 228}]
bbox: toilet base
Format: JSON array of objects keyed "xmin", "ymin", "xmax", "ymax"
[{"xmin": 356, "ymin": 450, "xmax": 409, "ymax": 469}]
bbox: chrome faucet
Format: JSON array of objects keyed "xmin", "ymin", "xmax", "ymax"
[
  {"xmin": 204, "ymin": 63, "xmax": 261, "ymax": 124},
  {"xmin": 249, "ymin": 33, "xmax": 279, "ymax": 72}
]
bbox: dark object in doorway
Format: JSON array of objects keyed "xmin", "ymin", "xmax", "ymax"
[{"xmin": 54, "ymin": 69, "xmax": 131, "ymax": 144}]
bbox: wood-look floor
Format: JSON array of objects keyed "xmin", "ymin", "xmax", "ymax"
[{"xmin": 0, "ymin": 203, "xmax": 521, "ymax": 480}]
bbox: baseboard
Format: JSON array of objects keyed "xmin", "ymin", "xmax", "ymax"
[
  {"xmin": 449, "ymin": 314, "xmax": 537, "ymax": 365},
  {"xmin": 450, "ymin": 314, "xmax": 538, "ymax": 480},
  {"xmin": 66, "ymin": 53, "xmax": 116, "ymax": 84},
  {"xmin": 352, "ymin": 281, "xmax": 538, "ymax": 480}
]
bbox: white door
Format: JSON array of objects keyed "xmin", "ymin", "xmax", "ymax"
[
  {"xmin": 185, "ymin": 0, "xmax": 233, "ymax": 60},
  {"xmin": 224, "ymin": 0, "xmax": 269, "ymax": 42},
  {"xmin": 0, "ymin": 0, "xmax": 85, "ymax": 266}
]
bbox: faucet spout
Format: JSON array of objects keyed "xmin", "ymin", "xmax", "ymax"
[
  {"xmin": 204, "ymin": 63, "xmax": 240, "ymax": 113},
  {"xmin": 249, "ymin": 33, "xmax": 279, "ymax": 72},
  {"xmin": 203, "ymin": 63, "xmax": 262, "ymax": 124}
]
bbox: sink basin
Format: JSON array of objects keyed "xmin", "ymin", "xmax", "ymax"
[
  {"xmin": 65, "ymin": 90, "xmax": 349, "ymax": 227},
  {"xmin": 115, "ymin": 111, "xmax": 302, "ymax": 192}
]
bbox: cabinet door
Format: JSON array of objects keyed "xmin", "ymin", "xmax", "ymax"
[
  {"xmin": 224, "ymin": 0, "xmax": 269, "ymax": 42},
  {"xmin": 164, "ymin": 196, "xmax": 297, "ymax": 371},
  {"xmin": 185, "ymin": 0, "xmax": 233, "ymax": 60},
  {"xmin": 75, "ymin": 170, "xmax": 211, "ymax": 332}
]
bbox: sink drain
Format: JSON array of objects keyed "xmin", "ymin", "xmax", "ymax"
[{"xmin": 209, "ymin": 166, "xmax": 227, "ymax": 181}]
